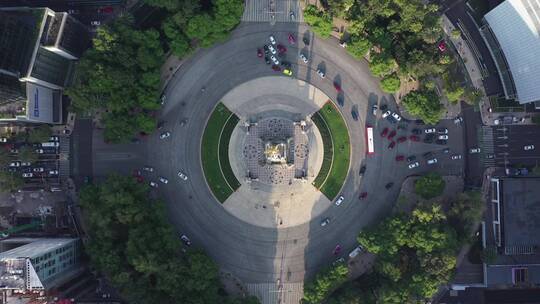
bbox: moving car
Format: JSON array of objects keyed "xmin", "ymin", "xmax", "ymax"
[
  {"xmin": 335, "ymin": 195, "xmax": 345, "ymax": 206},
  {"xmin": 316, "ymin": 69, "xmax": 325, "ymax": 78},
  {"xmin": 425, "ymin": 128, "xmax": 436, "ymax": 134},
  {"xmin": 382, "ymin": 110, "xmax": 391, "ymax": 119},
  {"xmin": 349, "ymin": 245, "xmax": 364, "ymax": 258},
  {"xmin": 351, "ymin": 109, "xmax": 358, "ymax": 121},
  {"xmin": 320, "ymin": 218, "xmax": 331, "ymax": 227},
  {"xmin": 438, "ymin": 135, "xmax": 449, "ymax": 140},
  {"xmin": 524, "ymin": 145, "xmax": 535, "ymax": 151},
  {"xmin": 333, "ymin": 244, "xmax": 342, "ymax": 255},
  {"xmin": 159, "ymin": 177, "xmax": 168, "ymax": 184},
  {"xmin": 408, "ymin": 162, "xmax": 419, "ymax": 169},
  {"xmin": 160, "ymin": 94, "xmax": 166, "ymax": 105},
  {"xmin": 299, "ymin": 53, "xmax": 308, "ymax": 63},
  {"xmin": 333, "ymin": 257, "xmax": 345, "ymax": 266},
  {"xmin": 178, "ymin": 171, "xmax": 188, "ymax": 180},
  {"xmin": 159, "ymin": 132, "xmax": 171, "ymax": 139},
  {"xmin": 427, "ymin": 158, "xmax": 438, "ymax": 165},
  {"xmin": 180, "ymin": 234, "xmax": 192, "ymax": 246},
  {"xmin": 257, "ymin": 48, "xmax": 263, "ymax": 58},
  {"xmin": 470, "ymin": 147, "xmax": 481, "ymax": 154},
  {"xmin": 451, "ymin": 154, "xmax": 462, "ymax": 160},
  {"xmin": 269, "ymin": 35, "xmax": 276, "ymax": 45},
  {"xmin": 359, "ymin": 165, "xmax": 366, "ymax": 176}
]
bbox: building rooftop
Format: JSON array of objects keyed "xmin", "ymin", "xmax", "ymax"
[{"xmin": 485, "ymin": 0, "xmax": 540, "ymax": 104}]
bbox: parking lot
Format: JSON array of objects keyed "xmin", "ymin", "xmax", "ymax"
[{"xmin": 483, "ymin": 125, "xmax": 540, "ymax": 168}]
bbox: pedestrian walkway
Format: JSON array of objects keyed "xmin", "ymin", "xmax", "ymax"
[
  {"xmin": 59, "ymin": 135, "xmax": 71, "ymax": 179},
  {"xmin": 245, "ymin": 282, "xmax": 304, "ymax": 304},
  {"xmin": 242, "ymin": 0, "xmax": 303, "ymax": 23},
  {"xmin": 480, "ymin": 126, "xmax": 495, "ymax": 167}
]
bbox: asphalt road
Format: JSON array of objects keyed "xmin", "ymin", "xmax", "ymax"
[{"xmin": 490, "ymin": 125, "xmax": 540, "ymax": 167}]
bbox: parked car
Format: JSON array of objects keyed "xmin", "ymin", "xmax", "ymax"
[
  {"xmin": 333, "ymin": 244, "xmax": 342, "ymax": 255},
  {"xmin": 333, "ymin": 82, "xmax": 342, "ymax": 92},
  {"xmin": 408, "ymin": 162, "xmax": 419, "ymax": 169},
  {"xmin": 442, "ymin": 148, "xmax": 450, "ymax": 153},
  {"xmin": 486, "ymin": 154, "xmax": 495, "ymax": 159},
  {"xmin": 299, "ymin": 53, "xmax": 308, "ymax": 63},
  {"xmin": 160, "ymin": 131, "xmax": 171, "ymax": 139},
  {"xmin": 49, "ymin": 170, "xmax": 58, "ymax": 175},
  {"xmin": 438, "ymin": 135, "xmax": 449, "ymax": 140},
  {"xmin": 180, "ymin": 234, "xmax": 192, "ymax": 246},
  {"xmin": 451, "ymin": 154, "xmax": 462, "ymax": 160},
  {"xmin": 382, "ymin": 110, "xmax": 391, "ymax": 119},
  {"xmin": 380, "ymin": 127, "xmax": 389, "ymax": 138},
  {"xmin": 424, "ymin": 134, "xmax": 435, "ymax": 143},
  {"xmin": 385, "ymin": 182, "xmax": 394, "ymax": 189},
  {"xmin": 391, "ymin": 112, "xmax": 402, "ymax": 122},
  {"xmin": 42, "ymin": 142, "xmax": 59, "ymax": 147},
  {"xmin": 270, "ymin": 55, "xmax": 280, "ymax": 65},
  {"xmin": 335, "ymin": 195, "xmax": 345, "ymax": 206},
  {"xmin": 454, "ymin": 116, "xmax": 463, "ymax": 124},
  {"xmin": 425, "ymin": 128, "xmax": 436, "ymax": 134},
  {"xmin": 436, "ymin": 139, "xmax": 448, "ymax": 145},
  {"xmin": 159, "ymin": 177, "xmax": 168, "ymax": 184},
  {"xmin": 35, "ymin": 149, "xmax": 44, "ymax": 154},
  {"xmin": 49, "ymin": 136, "xmax": 59, "ymax": 142},
  {"xmin": 470, "ymin": 147, "xmax": 481, "ymax": 154},
  {"xmin": 409, "ymin": 135, "xmax": 420, "ymax": 142},
  {"xmin": 359, "ymin": 165, "xmax": 366, "ymax": 176},
  {"xmin": 257, "ymin": 48, "xmax": 263, "ymax": 58},
  {"xmin": 282, "ymin": 68, "xmax": 292, "ymax": 76},
  {"xmin": 333, "ymin": 257, "xmax": 345, "ymax": 266},
  {"xmin": 397, "ymin": 136, "xmax": 407, "ymax": 143},
  {"xmin": 412, "ymin": 128, "xmax": 422, "ymax": 135},
  {"xmin": 178, "ymin": 171, "xmax": 189, "ymax": 180},
  {"xmin": 276, "ymin": 44, "xmax": 287, "ymax": 54},
  {"xmin": 359, "ymin": 192, "xmax": 368, "ymax": 199},
  {"xmin": 288, "ymin": 33, "xmax": 296, "ymax": 44},
  {"xmin": 524, "ymin": 145, "xmax": 535, "ymax": 151},
  {"xmin": 423, "ymin": 152, "xmax": 434, "ymax": 159},
  {"xmin": 33, "ymin": 168, "xmax": 44, "ymax": 173},
  {"xmin": 268, "ymin": 45, "xmax": 277, "ymax": 55},
  {"xmin": 20, "ymin": 162, "xmax": 31, "ymax": 167},
  {"xmin": 316, "ymin": 69, "xmax": 325, "ymax": 78},
  {"xmin": 387, "ymin": 130, "xmax": 396, "ymax": 140},
  {"xmin": 9, "ymin": 161, "xmax": 20, "ymax": 167},
  {"xmin": 388, "ymin": 141, "xmax": 396, "ymax": 150},
  {"xmin": 320, "ymin": 218, "xmax": 331, "ymax": 227},
  {"xmin": 22, "ymin": 172, "xmax": 33, "ymax": 178},
  {"xmin": 143, "ymin": 166, "xmax": 154, "ymax": 172},
  {"xmin": 427, "ymin": 158, "xmax": 438, "ymax": 165},
  {"xmin": 407, "ymin": 155, "xmax": 416, "ymax": 162},
  {"xmin": 149, "ymin": 181, "xmax": 158, "ymax": 188},
  {"xmin": 349, "ymin": 245, "xmax": 364, "ymax": 258},
  {"xmin": 372, "ymin": 104, "xmax": 378, "ymax": 116},
  {"xmin": 437, "ymin": 128, "xmax": 448, "ymax": 134},
  {"xmin": 269, "ymin": 35, "xmax": 276, "ymax": 45},
  {"xmin": 264, "ymin": 56, "xmax": 271, "ymax": 65},
  {"xmin": 395, "ymin": 155, "xmax": 405, "ymax": 161},
  {"xmin": 90, "ymin": 20, "xmax": 100, "ymax": 26}
]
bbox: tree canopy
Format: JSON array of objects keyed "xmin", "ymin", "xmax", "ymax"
[
  {"xmin": 415, "ymin": 173, "xmax": 446, "ymax": 199},
  {"xmin": 27, "ymin": 125, "xmax": 52, "ymax": 143},
  {"xmin": 303, "ymin": 5, "xmax": 333, "ymax": 38},
  {"xmin": 401, "ymin": 90, "xmax": 443, "ymax": 125},
  {"xmin": 302, "ymin": 263, "xmax": 349, "ymax": 304},
  {"xmin": 0, "ymin": 172, "xmax": 24, "ymax": 193}
]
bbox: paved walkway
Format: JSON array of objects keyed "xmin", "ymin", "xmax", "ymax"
[{"xmin": 242, "ymin": 0, "xmax": 303, "ymax": 23}]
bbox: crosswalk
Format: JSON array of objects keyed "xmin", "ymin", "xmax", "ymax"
[
  {"xmin": 59, "ymin": 135, "xmax": 71, "ymax": 179},
  {"xmin": 245, "ymin": 282, "xmax": 304, "ymax": 304},
  {"xmin": 480, "ymin": 126, "xmax": 495, "ymax": 167},
  {"xmin": 242, "ymin": 0, "xmax": 303, "ymax": 23}
]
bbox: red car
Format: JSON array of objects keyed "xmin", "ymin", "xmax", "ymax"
[
  {"xmin": 257, "ymin": 48, "xmax": 263, "ymax": 58},
  {"xmin": 288, "ymin": 33, "xmax": 296, "ymax": 44},
  {"xmin": 409, "ymin": 135, "xmax": 420, "ymax": 142},
  {"xmin": 387, "ymin": 130, "xmax": 396, "ymax": 140},
  {"xmin": 272, "ymin": 65, "xmax": 281, "ymax": 71},
  {"xmin": 333, "ymin": 244, "xmax": 342, "ymax": 255},
  {"xmin": 381, "ymin": 127, "xmax": 389, "ymax": 137},
  {"xmin": 395, "ymin": 155, "xmax": 404, "ymax": 161},
  {"xmin": 334, "ymin": 82, "xmax": 342, "ymax": 92},
  {"xmin": 388, "ymin": 141, "xmax": 396, "ymax": 149},
  {"xmin": 359, "ymin": 192, "xmax": 368, "ymax": 199},
  {"xmin": 98, "ymin": 6, "xmax": 114, "ymax": 13},
  {"xmin": 438, "ymin": 40, "xmax": 447, "ymax": 52},
  {"xmin": 277, "ymin": 44, "xmax": 287, "ymax": 54},
  {"xmin": 397, "ymin": 136, "xmax": 407, "ymax": 143}
]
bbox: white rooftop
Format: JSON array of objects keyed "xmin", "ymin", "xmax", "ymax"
[{"xmin": 485, "ymin": 0, "xmax": 540, "ymax": 104}]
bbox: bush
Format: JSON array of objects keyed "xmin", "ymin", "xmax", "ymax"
[
  {"xmin": 380, "ymin": 74, "xmax": 401, "ymax": 93},
  {"xmin": 415, "ymin": 173, "xmax": 445, "ymax": 199},
  {"xmin": 303, "ymin": 5, "xmax": 333, "ymax": 38},
  {"xmin": 401, "ymin": 90, "xmax": 443, "ymax": 125}
]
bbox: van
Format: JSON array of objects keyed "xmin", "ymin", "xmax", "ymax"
[{"xmin": 41, "ymin": 142, "xmax": 59, "ymax": 147}]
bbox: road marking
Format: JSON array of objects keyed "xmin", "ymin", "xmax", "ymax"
[
  {"xmin": 242, "ymin": 0, "xmax": 303, "ymax": 23},
  {"xmin": 246, "ymin": 282, "xmax": 304, "ymax": 304}
]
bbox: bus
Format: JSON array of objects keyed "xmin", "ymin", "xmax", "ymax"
[{"xmin": 366, "ymin": 126, "xmax": 374, "ymax": 155}]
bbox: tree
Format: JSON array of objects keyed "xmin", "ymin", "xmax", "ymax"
[
  {"xmin": 401, "ymin": 90, "xmax": 443, "ymax": 125},
  {"xmin": 414, "ymin": 173, "xmax": 445, "ymax": 199},
  {"xmin": 369, "ymin": 53, "xmax": 397, "ymax": 77},
  {"xmin": 0, "ymin": 172, "xmax": 24, "ymax": 193},
  {"xmin": 163, "ymin": 16, "xmax": 191, "ymax": 57},
  {"xmin": 18, "ymin": 146, "xmax": 38, "ymax": 163},
  {"xmin": 303, "ymin": 5, "xmax": 333, "ymax": 38},
  {"xmin": 533, "ymin": 116, "xmax": 540, "ymax": 125},
  {"xmin": 346, "ymin": 35, "xmax": 371, "ymax": 59},
  {"xmin": 303, "ymin": 264, "xmax": 349, "ymax": 304},
  {"xmin": 0, "ymin": 148, "xmax": 10, "ymax": 167},
  {"xmin": 28, "ymin": 125, "xmax": 51, "ymax": 143},
  {"xmin": 380, "ymin": 74, "xmax": 401, "ymax": 93},
  {"xmin": 447, "ymin": 192, "xmax": 484, "ymax": 242}
]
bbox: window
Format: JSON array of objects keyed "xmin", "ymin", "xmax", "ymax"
[{"xmin": 513, "ymin": 268, "xmax": 528, "ymax": 284}]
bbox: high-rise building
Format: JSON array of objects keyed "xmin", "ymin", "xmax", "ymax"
[{"xmin": 0, "ymin": 7, "xmax": 91, "ymax": 124}]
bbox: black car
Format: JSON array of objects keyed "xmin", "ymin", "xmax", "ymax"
[
  {"xmin": 263, "ymin": 44, "xmax": 269, "ymax": 54},
  {"xmin": 436, "ymin": 139, "xmax": 448, "ymax": 145},
  {"xmin": 380, "ymin": 104, "xmax": 388, "ymax": 111},
  {"xmin": 280, "ymin": 61, "xmax": 291, "ymax": 68},
  {"xmin": 264, "ymin": 56, "xmax": 271, "ymax": 65},
  {"xmin": 397, "ymin": 123, "xmax": 407, "ymax": 130},
  {"xmin": 412, "ymin": 128, "xmax": 422, "ymax": 135},
  {"xmin": 423, "ymin": 152, "xmax": 434, "ymax": 159},
  {"xmin": 407, "ymin": 155, "xmax": 416, "ymax": 162},
  {"xmin": 385, "ymin": 182, "xmax": 394, "ymax": 189},
  {"xmin": 351, "ymin": 109, "xmax": 358, "ymax": 121},
  {"xmin": 303, "ymin": 36, "xmax": 310, "ymax": 45},
  {"xmin": 359, "ymin": 165, "xmax": 366, "ymax": 176}
]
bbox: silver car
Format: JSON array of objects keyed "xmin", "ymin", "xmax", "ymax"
[
  {"xmin": 524, "ymin": 145, "xmax": 535, "ymax": 151},
  {"xmin": 268, "ymin": 45, "xmax": 277, "ymax": 55},
  {"xmin": 320, "ymin": 218, "xmax": 331, "ymax": 227},
  {"xmin": 316, "ymin": 69, "xmax": 325, "ymax": 78},
  {"xmin": 270, "ymin": 55, "xmax": 279, "ymax": 65},
  {"xmin": 178, "ymin": 171, "xmax": 188, "ymax": 180},
  {"xmin": 299, "ymin": 53, "xmax": 308, "ymax": 63},
  {"xmin": 159, "ymin": 131, "xmax": 171, "ymax": 139},
  {"xmin": 269, "ymin": 35, "xmax": 276, "ymax": 45},
  {"xmin": 159, "ymin": 177, "xmax": 169, "ymax": 184},
  {"xmin": 335, "ymin": 195, "xmax": 345, "ymax": 206},
  {"xmin": 408, "ymin": 162, "xmax": 419, "ymax": 169}
]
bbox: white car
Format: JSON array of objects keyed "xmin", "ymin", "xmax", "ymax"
[
  {"xmin": 0, "ymin": 137, "xmax": 7, "ymax": 142},
  {"xmin": 142, "ymin": 166, "xmax": 154, "ymax": 172},
  {"xmin": 149, "ymin": 181, "xmax": 158, "ymax": 188},
  {"xmin": 454, "ymin": 116, "xmax": 463, "ymax": 124},
  {"xmin": 22, "ymin": 173, "xmax": 33, "ymax": 178},
  {"xmin": 269, "ymin": 35, "xmax": 276, "ymax": 45},
  {"xmin": 268, "ymin": 45, "xmax": 277, "ymax": 55},
  {"xmin": 35, "ymin": 149, "xmax": 44, "ymax": 154},
  {"xmin": 451, "ymin": 154, "xmax": 462, "ymax": 160},
  {"xmin": 180, "ymin": 234, "xmax": 192, "ymax": 246},
  {"xmin": 178, "ymin": 171, "xmax": 188, "ymax": 180},
  {"xmin": 382, "ymin": 110, "xmax": 391, "ymax": 119},
  {"xmin": 427, "ymin": 158, "xmax": 438, "ymax": 165},
  {"xmin": 438, "ymin": 128, "xmax": 448, "ymax": 134},
  {"xmin": 49, "ymin": 170, "xmax": 58, "ymax": 175},
  {"xmin": 372, "ymin": 105, "xmax": 378, "ymax": 116},
  {"xmin": 424, "ymin": 128, "xmax": 436, "ymax": 134},
  {"xmin": 159, "ymin": 131, "xmax": 171, "ymax": 139},
  {"xmin": 438, "ymin": 135, "xmax": 448, "ymax": 140},
  {"xmin": 160, "ymin": 94, "xmax": 166, "ymax": 105},
  {"xmin": 299, "ymin": 53, "xmax": 308, "ymax": 63},
  {"xmin": 49, "ymin": 136, "xmax": 59, "ymax": 142},
  {"xmin": 90, "ymin": 20, "xmax": 100, "ymax": 26},
  {"xmin": 391, "ymin": 112, "xmax": 402, "ymax": 122},
  {"xmin": 524, "ymin": 145, "xmax": 535, "ymax": 151},
  {"xmin": 316, "ymin": 69, "xmax": 325, "ymax": 78},
  {"xmin": 320, "ymin": 218, "xmax": 331, "ymax": 227},
  {"xmin": 159, "ymin": 177, "xmax": 168, "ymax": 184},
  {"xmin": 408, "ymin": 162, "xmax": 419, "ymax": 169},
  {"xmin": 348, "ymin": 245, "xmax": 364, "ymax": 258},
  {"xmin": 20, "ymin": 162, "xmax": 31, "ymax": 167},
  {"xmin": 335, "ymin": 195, "xmax": 345, "ymax": 206},
  {"xmin": 33, "ymin": 168, "xmax": 44, "ymax": 173},
  {"xmin": 9, "ymin": 161, "xmax": 20, "ymax": 167},
  {"xmin": 270, "ymin": 55, "xmax": 279, "ymax": 65},
  {"xmin": 470, "ymin": 147, "xmax": 481, "ymax": 154}
]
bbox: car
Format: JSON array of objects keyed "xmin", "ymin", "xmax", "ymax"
[
  {"xmin": 423, "ymin": 152, "xmax": 434, "ymax": 159},
  {"xmin": 149, "ymin": 181, "xmax": 158, "ymax": 188},
  {"xmin": 42, "ymin": 142, "xmax": 59, "ymax": 147},
  {"xmin": 277, "ymin": 44, "xmax": 287, "ymax": 54},
  {"xmin": 280, "ymin": 61, "xmax": 291, "ymax": 68},
  {"xmin": 372, "ymin": 104, "xmax": 378, "ymax": 116},
  {"xmin": 397, "ymin": 123, "xmax": 407, "ymax": 131},
  {"xmin": 7, "ymin": 168, "xmax": 16, "ymax": 173},
  {"xmin": 49, "ymin": 136, "xmax": 59, "ymax": 142},
  {"xmin": 320, "ymin": 218, "xmax": 331, "ymax": 227},
  {"xmin": 409, "ymin": 135, "xmax": 420, "ymax": 142},
  {"xmin": 143, "ymin": 166, "xmax": 154, "ymax": 172},
  {"xmin": 524, "ymin": 145, "xmax": 535, "ymax": 151},
  {"xmin": 349, "ymin": 245, "xmax": 364, "ymax": 258},
  {"xmin": 397, "ymin": 136, "xmax": 407, "ymax": 143},
  {"xmin": 90, "ymin": 20, "xmax": 100, "ymax": 26},
  {"xmin": 388, "ymin": 141, "xmax": 396, "ymax": 149},
  {"xmin": 412, "ymin": 128, "xmax": 422, "ymax": 135},
  {"xmin": 408, "ymin": 162, "xmax": 419, "ymax": 169},
  {"xmin": 159, "ymin": 132, "xmax": 171, "ymax": 139},
  {"xmin": 35, "ymin": 149, "xmax": 44, "ymax": 154},
  {"xmin": 387, "ymin": 130, "xmax": 396, "ymax": 140},
  {"xmin": 385, "ymin": 182, "xmax": 394, "ymax": 189},
  {"xmin": 263, "ymin": 44, "xmax": 269, "ymax": 54},
  {"xmin": 380, "ymin": 104, "xmax": 388, "ymax": 111},
  {"xmin": 335, "ymin": 195, "xmax": 345, "ymax": 206},
  {"xmin": 289, "ymin": 10, "xmax": 295, "ymax": 20},
  {"xmin": 157, "ymin": 121, "xmax": 166, "ymax": 130},
  {"xmin": 180, "ymin": 234, "xmax": 192, "ymax": 246},
  {"xmin": 272, "ymin": 65, "xmax": 281, "ymax": 71},
  {"xmin": 427, "ymin": 158, "xmax": 438, "ymax": 165},
  {"xmin": 20, "ymin": 162, "xmax": 31, "ymax": 167},
  {"xmin": 442, "ymin": 148, "xmax": 450, "ymax": 153},
  {"xmin": 9, "ymin": 161, "xmax": 20, "ymax": 167},
  {"xmin": 268, "ymin": 44, "xmax": 277, "ymax": 55},
  {"xmin": 48, "ymin": 170, "xmax": 58, "ymax": 175},
  {"xmin": 257, "ymin": 48, "xmax": 263, "ymax": 58},
  {"xmin": 178, "ymin": 171, "xmax": 188, "ymax": 180},
  {"xmin": 264, "ymin": 56, "xmax": 271, "ymax": 65},
  {"xmin": 333, "ymin": 244, "xmax": 342, "ymax": 255},
  {"xmin": 407, "ymin": 155, "xmax": 416, "ymax": 162},
  {"xmin": 0, "ymin": 137, "xmax": 7, "ymax": 143},
  {"xmin": 359, "ymin": 165, "xmax": 366, "ymax": 176},
  {"xmin": 451, "ymin": 154, "xmax": 462, "ymax": 160},
  {"xmin": 282, "ymin": 68, "xmax": 292, "ymax": 76},
  {"xmin": 391, "ymin": 112, "xmax": 402, "ymax": 122},
  {"xmin": 436, "ymin": 139, "xmax": 448, "ymax": 145},
  {"xmin": 98, "ymin": 6, "xmax": 114, "ymax": 13},
  {"xmin": 380, "ymin": 128, "xmax": 389, "ymax": 137},
  {"xmin": 22, "ymin": 173, "xmax": 33, "ymax": 178},
  {"xmin": 438, "ymin": 40, "xmax": 447, "ymax": 52},
  {"xmin": 425, "ymin": 128, "xmax": 436, "ymax": 134},
  {"xmin": 159, "ymin": 177, "xmax": 168, "ymax": 184},
  {"xmin": 454, "ymin": 116, "xmax": 463, "ymax": 124},
  {"xmin": 288, "ymin": 33, "xmax": 296, "ymax": 44},
  {"xmin": 486, "ymin": 154, "xmax": 495, "ymax": 159},
  {"xmin": 33, "ymin": 168, "xmax": 44, "ymax": 173},
  {"xmin": 332, "ymin": 257, "xmax": 345, "ymax": 266},
  {"xmin": 359, "ymin": 192, "xmax": 368, "ymax": 199},
  {"xmin": 316, "ymin": 69, "xmax": 325, "ymax": 78},
  {"xmin": 67, "ymin": 9, "xmax": 79, "ymax": 14},
  {"xmin": 160, "ymin": 93, "xmax": 166, "ymax": 105},
  {"xmin": 270, "ymin": 55, "xmax": 280, "ymax": 65},
  {"xmin": 351, "ymin": 109, "xmax": 358, "ymax": 121},
  {"xmin": 438, "ymin": 135, "xmax": 449, "ymax": 140},
  {"xmin": 299, "ymin": 53, "xmax": 308, "ymax": 63},
  {"xmin": 424, "ymin": 134, "xmax": 435, "ymax": 143},
  {"xmin": 395, "ymin": 155, "xmax": 405, "ymax": 161},
  {"xmin": 437, "ymin": 128, "xmax": 448, "ymax": 134},
  {"xmin": 269, "ymin": 35, "xmax": 276, "ymax": 45},
  {"xmin": 333, "ymin": 82, "xmax": 342, "ymax": 92},
  {"xmin": 470, "ymin": 147, "xmax": 481, "ymax": 154},
  {"xmin": 382, "ymin": 110, "xmax": 391, "ymax": 119}
]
